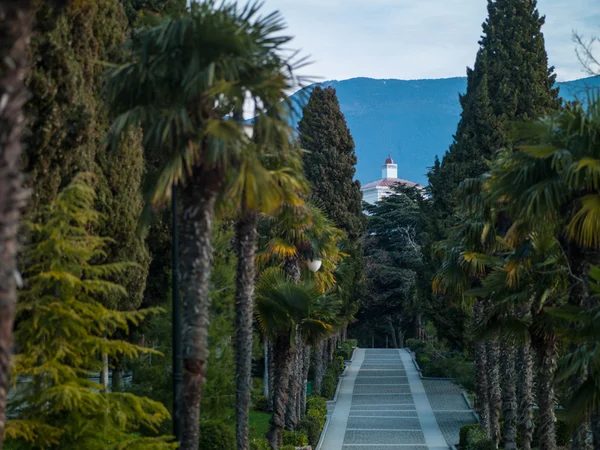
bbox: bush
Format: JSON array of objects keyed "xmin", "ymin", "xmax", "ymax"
[
  {"xmin": 334, "ymin": 356, "xmax": 345, "ymax": 374},
  {"xmin": 280, "ymin": 446, "xmax": 296, "ymax": 450},
  {"xmin": 465, "ymin": 425, "xmax": 494, "ymax": 450},
  {"xmin": 283, "ymin": 430, "xmax": 308, "ymax": 446},
  {"xmin": 249, "ymin": 438, "xmax": 270, "ymax": 450},
  {"xmin": 306, "ymin": 408, "xmax": 325, "ymax": 428},
  {"xmin": 321, "ymin": 372, "xmax": 337, "ymax": 399},
  {"xmin": 199, "ymin": 420, "xmax": 235, "ymax": 450},
  {"xmin": 346, "ymin": 339, "xmax": 357, "ymax": 347},
  {"xmin": 299, "ymin": 414, "xmax": 322, "ymax": 448},
  {"xmin": 253, "ymin": 395, "xmax": 269, "ymax": 412},
  {"xmin": 459, "ymin": 424, "xmax": 480, "ymax": 448},
  {"xmin": 335, "ymin": 341, "xmax": 354, "ymax": 360},
  {"xmin": 307, "ymin": 397, "xmax": 327, "ymax": 417}
]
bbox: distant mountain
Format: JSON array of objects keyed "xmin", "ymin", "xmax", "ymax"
[{"xmin": 289, "ymin": 75, "xmax": 600, "ymax": 185}]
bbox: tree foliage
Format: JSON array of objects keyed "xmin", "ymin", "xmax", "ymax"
[{"xmin": 5, "ymin": 174, "xmax": 173, "ymax": 450}]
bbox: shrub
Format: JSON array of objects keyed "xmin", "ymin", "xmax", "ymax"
[
  {"xmin": 306, "ymin": 408, "xmax": 326, "ymax": 428},
  {"xmin": 307, "ymin": 397, "xmax": 327, "ymax": 416},
  {"xmin": 283, "ymin": 430, "xmax": 308, "ymax": 446},
  {"xmin": 249, "ymin": 438, "xmax": 270, "ymax": 450},
  {"xmin": 253, "ymin": 395, "xmax": 269, "ymax": 412},
  {"xmin": 199, "ymin": 420, "xmax": 235, "ymax": 450},
  {"xmin": 280, "ymin": 446, "xmax": 296, "ymax": 450},
  {"xmin": 459, "ymin": 424, "xmax": 481, "ymax": 448},
  {"xmin": 346, "ymin": 339, "xmax": 357, "ymax": 347},
  {"xmin": 299, "ymin": 414, "xmax": 322, "ymax": 448},
  {"xmin": 334, "ymin": 356, "xmax": 345, "ymax": 374},
  {"xmin": 466, "ymin": 425, "xmax": 494, "ymax": 450},
  {"xmin": 321, "ymin": 373, "xmax": 337, "ymax": 399}
]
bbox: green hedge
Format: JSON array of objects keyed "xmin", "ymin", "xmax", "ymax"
[
  {"xmin": 199, "ymin": 420, "xmax": 235, "ymax": 450},
  {"xmin": 299, "ymin": 414, "xmax": 322, "ymax": 448},
  {"xmin": 280, "ymin": 446, "xmax": 296, "ymax": 450},
  {"xmin": 283, "ymin": 430, "xmax": 308, "ymax": 446},
  {"xmin": 307, "ymin": 397, "xmax": 327, "ymax": 417},
  {"xmin": 249, "ymin": 438, "xmax": 270, "ymax": 450},
  {"xmin": 459, "ymin": 424, "xmax": 480, "ymax": 448},
  {"xmin": 464, "ymin": 424, "xmax": 493, "ymax": 450},
  {"xmin": 252, "ymin": 395, "xmax": 269, "ymax": 412}
]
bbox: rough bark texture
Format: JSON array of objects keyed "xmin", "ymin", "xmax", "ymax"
[
  {"xmin": 501, "ymin": 343, "xmax": 517, "ymax": 450},
  {"xmin": 517, "ymin": 343, "xmax": 534, "ymax": 450},
  {"xmin": 571, "ymin": 372, "xmax": 589, "ymax": 450},
  {"xmin": 313, "ymin": 341, "xmax": 324, "ymax": 397},
  {"xmin": 267, "ymin": 333, "xmax": 294, "ymax": 449},
  {"xmin": 474, "ymin": 300, "xmax": 490, "ymax": 435},
  {"xmin": 300, "ymin": 345, "xmax": 310, "ymax": 418},
  {"xmin": 535, "ymin": 334, "xmax": 558, "ymax": 450},
  {"xmin": 592, "ymin": 408, "xmax": 600, "ymax": 450},
  {"xmin": 234, "ymin": 210, "xmax": 258, "ymax": 450},
  {"xmin": 101, "ymin": 353, "xmax": 109, "ymax": 391},
  {"xmin": 284, "ymin": 255, "xmax": 301, "ymax": 283},
  {"xmin": 180, "ymin": 179, "xmax": 218, "ymax": 450},
  {"xmin": 268, "ymin": 341, "xmax": 275, "ymax": 411},
  {"xmin": 0, "ymin": 2, "xmax": 35, "ymax": 444},
  {"xmin": 263, "ymin": 337, "xmax": 269, "ymax": 399},
  {"xmin": 487, "ymin": 340, "xmax": 501, "ymax": 445},
  {"xmin": 285, "ymin": 333, "xmax": 301, "ymax": 430}
]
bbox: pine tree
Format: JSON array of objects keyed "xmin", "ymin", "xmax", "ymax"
[
  {"xmin": 298, "ymin": 86, "xmax": 365, "ymax": 239},
  {"xmin": 4, "ymin": 173, "xmax": 174, "ymax": 450}
]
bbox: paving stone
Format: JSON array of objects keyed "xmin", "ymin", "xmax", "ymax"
[
  {"xmin": 353, "ymin": 385, "xmax": 412, "ymax": 394},
  {"xmin": 347, "ymin": 417, "xmax": 421, "ymax": 430},
  {"xmin": 344, "ymin": 430, "xmax": 426, "ymax": 445},
  {"xmin": 350, "ymin": 404, "xmax": 416, "ymax": 411},
  {"xmin": 360, "ymin": 364, "xmax": 405, "ymax": 370},
  {"xmin": 349, "ymin": 410, "xmax": 419, "ymax": 417},
  {"xmin": 352, "ymin": 394, "xmax": 414, "ymax": 405},
  {"xmin": 355, "ymin": 376, "xmax": 408, "ymax": 384},
  {"xmin": 342, "ymin": 446, "xmax": 428, "ymax": 450},
  {"xmin": 357, "ymin": 371, "xmax": 407, "ymax": 377}
]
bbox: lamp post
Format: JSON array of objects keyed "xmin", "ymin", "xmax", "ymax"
[
  {"xmin": 307, "ymin": 258, "xmax": 322, "ymax": 273},
  {"xmin": 172, "ymin": 184, "xmax": 183, "ymax": 442}
]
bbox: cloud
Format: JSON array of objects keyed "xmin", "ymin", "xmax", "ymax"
[{"xmin": 247, "ymin": 0, "xmax": 597, "ymax": 81}]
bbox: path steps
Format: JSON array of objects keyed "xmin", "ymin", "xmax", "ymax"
[{"xmin": 319, "ymin": 348, "xmax": 449, "ymax": 450}]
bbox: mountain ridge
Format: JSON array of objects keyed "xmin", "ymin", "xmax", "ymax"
[{"xmin": 289, "ymin": 75, "xmax": 600, "ymax": 185}]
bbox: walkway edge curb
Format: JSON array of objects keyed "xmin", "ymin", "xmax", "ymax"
[{"xmin": 317, "ymin": 346, "xmax": 358, "ymax": 450}]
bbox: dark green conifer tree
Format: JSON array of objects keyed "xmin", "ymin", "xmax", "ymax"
[{"xmin": 298, "ymin": 86, "xmax": 365, "ymax": 239}]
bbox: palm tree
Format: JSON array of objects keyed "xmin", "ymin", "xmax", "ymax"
[
  {"xmin": 104, "ymin": 3, "xmax": 301, "ymax": 448},
  {"xmin": 487, "ymin": 96, "xmax": 600, "ymax": 447},
  {"xmin": 0, "ymin": 1, "xmax": 68, "ymax": 446},
  {"xmin": 255, "ymin": 268, "xmax": 337, "ymax": 449},
  {"xmin": 229, "ymin": 115, "xmax": 308, "ymax": 450}
]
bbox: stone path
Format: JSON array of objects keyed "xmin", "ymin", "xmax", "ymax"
[{"xmin": 319, "ymin": 348, "xmax": 449, "ymax": 450}]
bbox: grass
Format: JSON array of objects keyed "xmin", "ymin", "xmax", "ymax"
[{"xmin": 225, "ymin": 408, "xmax": 271, "ymax": 440}]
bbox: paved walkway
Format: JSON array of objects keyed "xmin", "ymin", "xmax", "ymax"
[{"xmin": 319, "ymin": 348, "xmax": 449, "ymax": 450}]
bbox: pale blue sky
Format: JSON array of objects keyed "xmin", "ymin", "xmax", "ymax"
[{"xmin": 251, "ymin": 0, "xmax": 599, "ymax": 82}]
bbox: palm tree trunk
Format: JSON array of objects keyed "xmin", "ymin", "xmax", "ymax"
[
  {"xmin": 112, "ymin": 356, "xmax": 123, "ymax": 393},
  {"xmin": 267, "ymin": 333, "xmax": 294, "ymax": 449},
  {"xmin": 313, "ymin": 341, "xmax": 324, "ymax": 396},
  {"xmin": 101, "ymin": 353, "xmax": 109, "ymax": 391},
  {"xmin": 285, "ymin": 332, "xmax": 301, "ymax": 430},
  {"xmin": 300, "ymin": 345, "xmax": 310, "ymax": 417},
  {"xmin": 487, "ymin": 340, "xmax": 501, "ymax": 446},
  {"xmin": 263, "ymin": 336, "xmax": 269, "ymax": 399},
  {"xmin": 180, "ymin": 180, "xmax": 218, "ymax": 450},
  {"xmin": 534, "ymin": 333, "xmax": 558, "ymax": 450},
  {"xmin": 0, "ymin": 2, "xmax": 35, "ymax": 445},
  {"xmin": 517, "ymin": 343, "xmax": 534, "ymax": 450},
  {"xmin": 501, "ymin": 343, "xmax": 517, "ymax": 450},
  {"xmin": 474, "ymin": 301, "xmax": 491, "ymax": 436},
  {"xmin": 284, "ymin": 255, "xmax": 301, "ymax": 283},
  {"xmin": 571, "ymin": 372, "xmax": 589, "ymax": 450},
  {"xmin": 234, "ymin": 209, "xmax": 258, "ymax": 450},
  {"xmin": 590, "ymin": 408, "xmax": 600, "ymax": 450},
  {"xmin": 268, "ymin": 341, "xmax": 275, "ymax": 411}
]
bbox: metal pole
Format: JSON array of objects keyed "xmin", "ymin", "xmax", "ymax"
[{"xmin": 172, "ymin": 185, "xmax": 183, "ymax": 442}]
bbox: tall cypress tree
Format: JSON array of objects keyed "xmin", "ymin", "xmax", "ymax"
[
  {"xmin": 429, "ymin": 0, "xmax": 560, "ymax": 217},
  {"xmin": 298, "ymin": 86, "xmax": 365, "ymax": 239},
  {"xmin": 23, "ymin": 0, "xmax": 150, "ymax": 310}
]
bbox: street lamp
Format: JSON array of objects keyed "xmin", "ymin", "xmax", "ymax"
[{"xmin": 307, "ymin": 258, "xmax": 322, "ymax": 273}]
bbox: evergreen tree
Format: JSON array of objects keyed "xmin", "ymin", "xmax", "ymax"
[
  {"xmin": 429, "ymin": 0, "xmax": 560, "ymax": 218},
  {"xmin": 23, "ymin": 0, "xmax": 150, "ymax": 311},
  {"xmin": 4, "ymin": 173, "xmax": 174, "ymax": 450},
  {"xmin": 298, "ymin": 86, "xmax": 365, "ymax": 239}
]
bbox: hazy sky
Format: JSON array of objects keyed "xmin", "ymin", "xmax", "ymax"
[{"xmin": 251, "ymin": 0, "xmax": 599, "ymax": 82}]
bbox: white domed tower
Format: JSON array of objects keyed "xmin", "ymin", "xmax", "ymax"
[{"xmin": 360, "ymin": 156, "xmax": 421, "ymax": 205}]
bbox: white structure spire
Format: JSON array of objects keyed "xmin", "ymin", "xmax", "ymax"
[{"xmin": 382, "ymin": 155, "xmax": 398, "ymax": 179}]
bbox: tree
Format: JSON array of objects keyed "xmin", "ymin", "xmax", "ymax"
[
  {"xmin": 298, "ymin": 86, "xmax": 365, "ymax": 240},
  {"xmin": 255, "ymin": 268, "xmax": 336, "ymax": 449},
  {"xmin": 0, "ymin": 1, "xmax": 69, "ymax": 445},
  {"xmin": 230, "ymin": 114, "xmax": 308, "ymax": 450},
  {"xmin": 104, "ymin": 3, "xmax": 303, "ymax": 448},
  {"xmin": 4, "ymin": 173, "xmax": 174, "ymax": 449}
]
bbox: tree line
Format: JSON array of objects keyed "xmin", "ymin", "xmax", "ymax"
[{"xmin": 0, "ymin": 1, "xmax": 365, "ymax": 450}]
